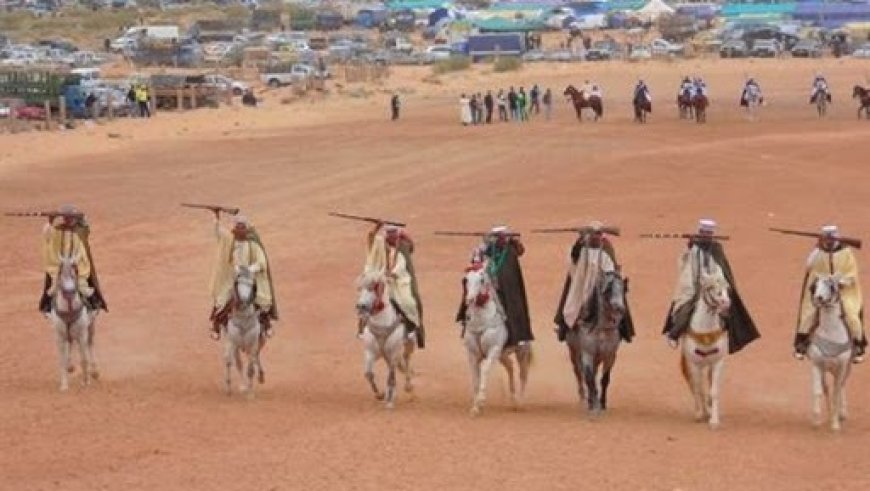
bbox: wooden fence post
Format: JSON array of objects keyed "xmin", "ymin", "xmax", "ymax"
[
  {"xmin": 176, "ymin": 88, "xmax": 184, "ymax": 110},
  {"xmin": 58, "ymin": 96, "xmax": 66, "ymax": 127},
  {"xmin": 107, "ymin": 92, "xmax": 114, "ymax": 120},
  {"xmin": 44, "ymin": 100, "xmax": 52, "ymax": 130}
]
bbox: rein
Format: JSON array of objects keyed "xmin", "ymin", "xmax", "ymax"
[{"xmin": 54, "ymin": 264, "xmax": 85, "ymax": 338}]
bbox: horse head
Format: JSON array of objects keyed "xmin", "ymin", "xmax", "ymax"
[
  {"xmin": 234, "ymin": 265, "xmax": 256, "ymax": 307},
  {"xmin": 811, "ymin": 273, "xmax": 842, "ymax": 309},
  {"xmin": 356, "ymin": 270, "xmax": 388, "ymax": 319},
  {"xmin": 464, "ymin": 264, "xmax": 492, "ymax": 309},
  {"xmin": 599, "ymin": 270, "xmax": 626, "ymax": 328},
  {"xmin": 57, "ymin": 252, "xmax": 82, "ymax": 297},
  {"xmin": 699, "ymin": 268, "xmax": 731, "ymax": 315}
]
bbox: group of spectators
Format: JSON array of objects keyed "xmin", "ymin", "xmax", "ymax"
[{"xmin": 460, "ymin": 85, "xmax": 554, "ymax": 125}]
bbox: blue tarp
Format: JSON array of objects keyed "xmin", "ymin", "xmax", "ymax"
[{"xmin": 472, "ymin": 17, "xmax": 547, "ymax": 31}]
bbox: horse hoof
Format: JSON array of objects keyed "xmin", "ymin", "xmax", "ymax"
[
  {"xmin": 404, "ymin": 383, "xmax": 414, "ymax": 393},
  {"xmin": 385, "ymin": 402, "xmax": 395, "ymax": 410},
  {"xmin": 67, "ymin": 365, "xmax": 75, "ymax": 374},
  {"xmin": 59, "ymin": 385, "xmax": 69, "ymax": 392},
  {"xmin": 709, "ymin": 421, "xmax": 721, "ymax": 430},
  {"xmin": 832, "ymin": 423, "xmax": 842, "ymax": 432},
  {"xmin": 258, "ymin": 373, "xmax": 265, "ymax": 385},
  {"xmin": 90, "ymin": 370, "xmax": 100, "ymax": 381},
  {"xmin": 375, "ymin": 393, "xmax": 385, "ymax": 401},
  {"xmin": 470, "ymin": 406, "xmax": 481, "ymax": 417}
]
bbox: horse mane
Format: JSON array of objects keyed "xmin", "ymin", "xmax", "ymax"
[{"xmin": 357, "ymin": 269, "xmax": 387, "ymax": 288}]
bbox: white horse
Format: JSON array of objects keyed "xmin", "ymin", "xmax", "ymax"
[
  {"xmin": 49, "ymin": 252, "xmax": 98, "ymax": 392},
  {"xmin": 679, "ymin": 266, "xmax": 731, "ymax": 429},
  {"xmin": 356, "ymin": 270, "xmax": 415, "ymax": 409},
  {"xmin": 223, "ymin": 265, "xmax": 265, "ymax": 398},
  {"xmin": 806, "ymin": 273, "xmax": 852, "ymax": 431},
  {"xmin": 462, "ymin": 266, "xmax": 531, "ymax": 416}
]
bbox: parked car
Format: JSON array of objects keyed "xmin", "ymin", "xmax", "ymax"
[
  {"xmin": 650, "ymin": 38, "xmax": 684, "ymax": 56},
  {"xmin": 587, "ymin": 39, "xmax": 620, "ymax": 60},
  {"xmin": 719, "ymin": 39, "xmax": 748, "ymax": 58},
  {"xmin": 424, "ymin": 44, "xmax": 452, "ymax": 63},
  {"xmin": 629, "ymin": 45, "xmax": 652, "ymax": 60},
  {"xmin": 790, "ymin": 39, "xmax": 823, "ymax": 58},
  {"xmin": 261, "ymin": 63, "xmax": 328, "ymax": 87},
  {"xmin": 522, "ymin": 50, "xmax": 546, "ymax": 62},
  {"xmin": 851, "ymin": 43, "xmax": 870, "ymax": 59},
  {"xmin": 203, "ymin": 74, "xmax": 248, "ymax": 95},
  {"xmin": 751, "ymin": 39, "xmax": 780, "ymax": 58}
]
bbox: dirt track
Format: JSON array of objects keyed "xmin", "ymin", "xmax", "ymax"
[{"xmin": 1, "ymin": 59, "xmax": 870, "ymax": 490}]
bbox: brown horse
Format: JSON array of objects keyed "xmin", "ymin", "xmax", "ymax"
[
  {"xmin": 853, "ymin": 85, "xmax": 870, "ymax": 119},
  {"xmin": 677, "ymin": 89, "xmax": 694, "ymax": 119},
  {"xmin": 564, "ymin": 85, "xmax": 603, "ymax": 122},
  {"xmin": 692, "ymin": 94, "xmax": 708, "ymax": 124}
]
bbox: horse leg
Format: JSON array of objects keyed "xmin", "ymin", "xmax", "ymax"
[
  {"xmin": 401, "ymin": 340, "xmax": 415, "ymax": 395},
  {"xmin": 245, "ymin": 355, "xmax": 256, "ymax": 399},
  {"xmin": 56, "ymin": 325, "xmax": 70, "ymax": 392},
  {"xmin": 467, "ymin": 344, "xmax": 483, "ymax": 416},
  {"xmin": 580, "ymin": 350, "xmax": 598, "ymax": 413},
  {"xmin": 364, "ymin": 349, "xmax": 383, "ymax": 401},
  {"xmin": 839, "ymin": 362, "xmax": 850, "ymax": 422},
  {"xmin": 569, "ymin": 342, "xmax": 586, "ymax": 404},
  {"xmin": 234, "ymin": 346, "xmax": 246, "ymax": 393},
  {"xmin": 709, "ymin": 359, "xmax": 725, "ymax": 429},
  {"xmin": 76, "ymin": 326, "xmax": 89, "ymax": 387},
  {"xmin": 476, "ymin": 347, "xmax": 502, "ymax": 415},
  {"xmin": 687, "ymin": 361, "xmax": 706, "ymax": 422},
  {"xmin": 385, "ymin": 364, "xmax": 397, "ymax": 409},
  {"xmin": 600, "ymin": 353, "xmax": 616, "ymax": 411},
  {"xmin": 223, "ymin": 340, "xmax": 233, "ymax": 396},
  {"xmin": 516, "ymin": 345, "xmax": 530, "ymax": 407},
  {"xmin": 499, "ymin": 352, "xmax": 517, "ymax": 408},
  {"xmin": 86, "ymin": 319, "xmax": 99, "ymax": 381},
  {"xmin": 811, "ymin": 363, "xmax": 824, "ymax": 427}
]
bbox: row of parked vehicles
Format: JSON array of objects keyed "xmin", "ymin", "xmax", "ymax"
[{"xmin": 720, "ymin": 38, "xmax": 870, "ymax": 58}]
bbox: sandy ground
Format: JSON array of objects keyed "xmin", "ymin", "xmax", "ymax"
[{"xmin": 1, "ymin": 58, "xmax": 870, "ymax": 491}]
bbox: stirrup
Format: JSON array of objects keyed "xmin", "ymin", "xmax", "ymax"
[
  {"xmin": 793, "ymin": 351, "xmax": 806, "ymax": 361},
  {"xmin": 210, "ymin": 331, "xmax": 220, "ymax": 341}
]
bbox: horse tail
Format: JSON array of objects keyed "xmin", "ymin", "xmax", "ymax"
[{"xmin": 679, "ymin": 352, "xmax": 690, "ymax": 386}]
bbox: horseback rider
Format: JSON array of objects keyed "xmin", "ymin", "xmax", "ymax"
[
  {"xmin": 793, "ymin": 225, "xmax": 865, "ymax": 363},
  {"xmin": 679, "ymin": 76, "xmax": 694, "ymax": 99},
  {"xmin": 662, "ymin": 219, "xmax": 760, "ymax": 353},
  {"xmin": 554, "ymin": 221, "xmax": 635, "ymax": 343},
  {"xmin": 590, "ymin": 84, "xmax": 603, "ymax": 100},
  {"xmin": 809, "ymin": 74, "xmax": 832, "ymax": 104},
  {"xmin": 740, "ymin": 77, "xmax": 762, "ymax": 106},
  {"xmin": 363, "ymin": 221, "xmax": 425, "ymax": 348},
  {"xmin": 209, "ymin": 213, "xmax": 277, "ymax": 340},
  {"xmin": 693, "ymin": 77, "xmax": 707, "ymax": 98},
  {"xmin": 581, "ymin": 79, "xmax": 594, "ymax": 100},
  {"xmin": 456, "ymin": 226, "xmax": 533, "ymax": 346},
  {"xmin": 634, "ymin": 79, "xmax": 651, "ymax": 103},
  {"xmin": 39, "ymin": 204, "xmax": 107, "ymax": 315}
]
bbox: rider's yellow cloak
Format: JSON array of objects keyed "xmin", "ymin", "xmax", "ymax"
[{"xmin": 797, "ymin": 246, "xmax": 863, "ymax": 338}]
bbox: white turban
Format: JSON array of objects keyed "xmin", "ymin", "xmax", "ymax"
[{"xmin": 698, "ymin": 218, "xmax": 716, "ymax": 233}]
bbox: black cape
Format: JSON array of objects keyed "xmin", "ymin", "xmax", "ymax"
[
  {"xmin": 662, "ymin": 240, "xmax": 759, "ymax": 354},
  {"xmin": 457, "ymin": 239, "xmax": 533, "ymax": 346},
  {"xmin": 554, "ymin": 238, "xmax": 635, "ymax": 342}
]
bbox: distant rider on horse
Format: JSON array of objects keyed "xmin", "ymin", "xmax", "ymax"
[
  {"xmin": 793, "ymin": 225, "xmax": 865, "ymax": 363},
  {"xmin": 810, "ymin": 74, "xmax": 832, "ymax": 104},
  {"xmin": 634, "ymin": 79, "xmax": 651, "ymax": 104},
  {"xmin": 209, "ymin": 214, "xmax": 277, "ymax": 340},
  {"xmin": 39, "ymin": 204, "xmax": 107, "ymax": 315}
]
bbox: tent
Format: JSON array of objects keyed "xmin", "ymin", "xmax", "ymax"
[{"xmin": 636, "ymin": 0, "xmax": 675, "ymax": 21}]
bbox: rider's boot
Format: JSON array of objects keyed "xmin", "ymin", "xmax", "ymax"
[
  {"xmin": 259, "ymin": 311, "xmax": 273, "ymax": 338},
  {"xmin": 793, "ymin": 333, "xmax": 810, "ymax": 360}
]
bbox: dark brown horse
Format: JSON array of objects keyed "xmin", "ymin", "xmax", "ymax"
[
  {"xmin": 853, "ymin": 85, "xmax": 870, "ymax": 119},
  {"xmin": 692, "ymin": 94, "xmax": 708, "ymax": 123},
  {"xmin": 633, "ymin": 91, "xmax": 652, "ymax": 123},
  {"xmin": 677, "ymin": 89, "xmax": 693, "ymax": 119},
  {"xmin": 564, "ymin": 85, "xmax": 603, "ymax": 122}
]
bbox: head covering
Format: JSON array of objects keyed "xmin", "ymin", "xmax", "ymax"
[
  {"xmin": 589, "ymin": 220, "xmax": 604, "ymax": 233},
  {"xmin": 233, "ymin": 215, "xmax": 250, "ymax": 230},
  {"xmin": 821, "ymin": 225, "xmax": 839, "ymax": 237},
  {"xmin": 59, "ymin": 204, "xmax": 79, "ymax": 214},
  {"xmin": 384, "ymin": 224, "xmax": 400, "ymax": 234},
  {"xmin": 490, "ymin": 225, "xmax": 509, "ymax": 234},
  {"xmin": 698, "ymin": 218, "xmax": 716, "ymax": 233}
]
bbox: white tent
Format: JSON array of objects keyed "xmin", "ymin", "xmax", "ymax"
[{"xmin": 636, "ymin": 0, "xmax": 675, "ymax": 21}]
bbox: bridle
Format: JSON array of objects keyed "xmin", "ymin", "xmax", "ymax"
[
  {"xmin": 54, "ymin": 261, "xmax": 84, "ymax": 332},
  {"xmin": 360, "ymin": 279, "xmax": 387, "ymax": 317},
  {"xmin": 811, "ymin": 277, "xmax": 841, "ymax": 310},
  {"xmin": 465, "ymin": 267, "xmax": 492, "ymax": 310},
  {"xmin": 597, "ymin": 272, "xmax": 625, "ymax": 330}
]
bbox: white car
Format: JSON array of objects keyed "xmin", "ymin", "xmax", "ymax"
[
  {"xmin": 424, "ymin": 45, "xmax": 452, "ymax": 62},
  {"xmin": 629, "ymin": 45, "xmax": 652, "ymax": 60},
  {"xmin": 650, "ymin": 38, "xmax": 684, "ymax": 56},
  {"xmin": 203, "ymin": 74, "xmax": 249, "ymax": 95},
  {"xmin": 852, "ymin": 43, "xmax": 870, "ymax": 59}
]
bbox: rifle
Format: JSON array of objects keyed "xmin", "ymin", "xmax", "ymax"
[
  {"xmin": 181, "ymin": 203, "xmax": 240, "ymax": 215},
  {"xmin": 769, "ymin": 227, "xmax": 862, "ymax": 249},
  {"xmin": 433, "ymin": 230, "xmax": 522, "ymax": 237},
  {"xmin": 639, "ymin": 233, "xmax": 730, "ymax": 241},
  {"xmin": 328, "ymin": 212, "xmax": 405, "ymax": 228},
  {"xmin": 5, "ymin": 211, "xmax": 85, "ymax": 219},
  {"xmin": 532, "ymin": 226, "xmax": 621, "ymax": 236}
]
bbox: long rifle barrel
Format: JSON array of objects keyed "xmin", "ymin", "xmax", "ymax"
[
  {"xmin": 769, "ymin": 227, "xmax": 862, "ymax": 249},
  {"xmin": 328, "ymin": 212, "xmax": 405, "ymax": 227},
  {"xmin": 639, "ymin": 232, "xmax": 731, "ymax": 241},
  {"xmin": 532, "ymin": 226, "xmax": 621, "ymax": 236},
  {"xmin": 5, "ymin": 211, "xmax": 84, "ymax": 219},
  {"xmin": 433, "ymin": 231, "xmax": 522, "ymax": 237},
  {"xmin": 180, "ymin": 203, "xmax": 240, "ymax": 215}
]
